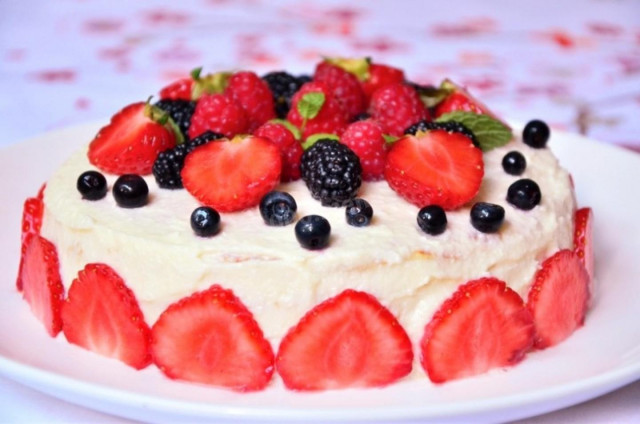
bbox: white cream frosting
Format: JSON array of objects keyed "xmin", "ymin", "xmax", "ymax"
[{"xmin": 40, "ymin": 136, "xmax": 575, "ymax": 354}]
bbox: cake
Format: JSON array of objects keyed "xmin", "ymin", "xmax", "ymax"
[{"xmin": 16, "ymin": 58, "xmax": 594, "ymax": 392}]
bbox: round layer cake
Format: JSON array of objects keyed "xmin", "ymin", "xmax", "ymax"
[{"xmin": 17, "ymin": 59, "xmax": 593, "ymax": 391}]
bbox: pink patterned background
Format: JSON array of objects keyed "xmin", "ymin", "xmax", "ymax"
[{"xmin": 1, "ymin": 0, "xmax": 639, "ymax": 423}]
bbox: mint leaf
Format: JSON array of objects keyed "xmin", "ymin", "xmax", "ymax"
[
  {"xmin": 435, "ymin": 111, "xmax": 512, "ymax": 152},
  {"xmin": 383, "ymin": 134, "xmax": 399, "ymax": 145},
  {"xmin": 297, "ymin": 92, "xmax": 325, "ymax": 121},
  {"xmin": 302, "ymin": 133, "xmax": 339, "ymax": 150}
]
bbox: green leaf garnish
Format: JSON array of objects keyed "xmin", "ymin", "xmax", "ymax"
[
  {"xmin": 435, "ymin": 111, "xmax": 512, "ymax": 152},
  {"xmin": 325, "ymin": 57, "xmax": 371, "ymax": 81},
  {"xmin": 297, "ymin": 92, "xmax": 325, "ymax": 121},
  {"xmin": 383, "ymin": 134, "xmax": 399, "ymax": 145},
  {"xmin": 302, "ymin": 133, "xmax": 339, "ymax": 150}
]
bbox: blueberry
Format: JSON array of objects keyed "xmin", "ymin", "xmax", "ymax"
[
  {"xmin": 77, "ymin": 170, "xmax": 107, "ymax": 200},
  {"xmin": 507, "ymin": 178, "xmax": 541, "ymax": 210},
  {"xmin": 417, "ymin": 205, "xmax": 447, "ymax": 235},
  {"xmin": 190, "ymin": 206, "xmax": 220, "ymax": 237},
  {"xmin": 295, "ymin": 215, "xmax": 331, "ymax": 250},
  {"xmin": 522, "ymin": 120, "xmax": 550, "ymax": 148},
  {"xmin": 259, "ymin": 191, "xmax": 297, "ymax": 226},
  {"xmin": 502, "ymin": 151, "xmax": 526, "ymax": 176},
  {"xmin": 345, "ymin": 198, "xmax": 373, "ymax": 227},
  {"xmin": 470, "ymin": 202, "xmax": 505, "ymax": 233},
  {"xmin": 112, "ymin": 174, "xmax": 148, "ymax": 208}
]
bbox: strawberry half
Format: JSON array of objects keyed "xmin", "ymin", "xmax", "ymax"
[
  {"xmin": 420, "ymin": 277, "xmax": 534, "ymax": 383},
  {"xmin": 181, "ymin": 135, "xmax": 281, "ymax": 212},
  {"xmin": 61, "ymin": 263, "xmax": 152, "ymax": 369},
  {"xmin": 276, "ymin": 289, "xmax": 413, "ymax": 391},
  {"xmin": 384, "ymin": 130, "xmax": 483, "ymax": 210},
  {"xmin": 151, "ymin": 284, "xmax": 274, "ymax": 391},
  {"xmin": 17, "ymin": 234, "xmax": 65, "ymax": 337},
  {"xmin": 574, "ymin": 207, "xmax": 594, "ymax": 282},
  {"xmin": 526, "ymin": 249, "xmax": 590, "ymax": 349},
  {"xmin": 88, "ymin": 102, "xmax": 177, "ymax": 175},
  {"xmin": 17, "ymin": 196, "xmax": 45, "ymax": 291}
]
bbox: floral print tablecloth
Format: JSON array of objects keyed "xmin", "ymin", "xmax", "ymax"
[{"xmin": 1, "ymin": 0, "xmax": 639, "ymax": 422}]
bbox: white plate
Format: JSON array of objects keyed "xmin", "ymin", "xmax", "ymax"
[{"xmin": 1, "ymin": 123, "xmax": 639, "ymax": 423}]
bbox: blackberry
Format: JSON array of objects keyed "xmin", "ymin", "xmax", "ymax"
[
  {"xmin": 154, "ymin": 99, "xmax": 196, "ymax": 141},
  {"xmin": 262, "ymin": 71, "xmax": 306, "ymax": 119},
  {"xmin": 351, "ymin": 112, "xmax": 371, "ymax": 122},
  {"xmin": 404, "ymin": 120, "xmax": 479, "ymax": 147},
  {"xmin": 300, "ymin": 139, "xmax": 362, "ymax": 207},
  {"xmin": 153, "ymin": 131, "xmax": 224, "ymax": 189}
]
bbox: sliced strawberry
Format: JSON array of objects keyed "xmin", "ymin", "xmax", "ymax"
[
  {"xmin": 151, "ymin": 284, "xmax": 274, "ymax": 391},
  {"xmin": 368, "ymin": 82, "xmax": 429, "ymax": 136},
  {"xmin": 159, "ymin": 77, "xmax": 194, "ymax": 101},
  {"xmin": 253, "ymin": 121, "xmax": 303, "ymax": 182},
  {"xmin": 17, "ymin": 234, "xmax": 65, "ymax": 336},
  {"xmin": 181, "ymin": 135, "xmax": 281, "ymax": 212},
  {"xmin": 526, "ymin": 249, "xmax": 590, "ymax": 349},
  {"xmin": 384, "ymin": 130, "xmax": 483, "ymax": 210},
  {"xmin": 225, "ymin": 71, "xmax": 276, "ymax": 132},
  {"xmin": 61, "ymin": 263, "xmax": 152, "ymax": 369},
  {"xmin": 574, "ymin": 207, "xmax": 594, "ymax": 281},
  {"xmin": 17, "ymin": 196, "xmax": 45, "ymax": 291},
  {"xmin": 420, "ymin": 277, "xmax": 534, "ymax": 383},
  {"xmin": 434, "ymin": 79, "xmax": 504, "ymax": 124},
  {"xmin": 88, "ymin": 102, "xmax": 177, "ymax": 175},
  {"xmin": 276, "ymin": 289, "xmax": 413, "ymax": 391},
  {"xmin": 188, "ymin": 93, "xmax": 248, "ymax": 139},
  {"xmin": 36, "ymin": 183, "xmax": 46, "ymax": 200},
  {"xmin": 361, "ymin": 63, "xmax": 405, "ymax": 101}
]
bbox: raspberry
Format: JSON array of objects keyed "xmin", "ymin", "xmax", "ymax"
[
  {"xmin": 340, "ymin": 120, "xmax": 387, "ymax": 181},
  {"xmin": 368, "ymin": 83, "xmax": 430, "ymax": 136},
  {"xmin": 361, "ymin": 63, "xmax": 405, "ymax": 101},
  {"xmin": 314, "ymin": 61, "xmax": 366, "ymax": 120},
  {"xmin": 253, "ymin": 121, "xmax": 303, "ymax": 182},
  {"xmin": 225, "ymin": 71, "xmax": 275, "ymax": 133},
  {"xmin": 188, "ymin": 94, "xmax": 248, "ymax": 139},
  {"xmin": 287, "ymin": 81, "xmax": 348, "ymax": 139}
]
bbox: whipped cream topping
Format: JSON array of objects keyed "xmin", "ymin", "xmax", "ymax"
[{"xmin": 41, "ymin": 136, "xmax": 575, "ymax": 351}]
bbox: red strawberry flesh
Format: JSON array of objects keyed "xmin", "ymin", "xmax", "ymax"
[
  {"xmin": 61, "ymin": 263, "xmax": 152, "ymax": 369},
  {"xmin": 276, "ymin": 289, "xmax": 413, "ymax": 390},
  {"xmin": 574, "ymin": 207, "xmax": 594, "ymax": 281},
  {"xmin": 151, "ymin": 284, "xmax": 274, "ymax": 391},
  {"xmin": 420, "ymin": 277, "xmax": 534, "ymax": 383}
]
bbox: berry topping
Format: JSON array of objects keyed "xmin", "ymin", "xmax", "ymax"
[
  {"xmin": 88, "ymin": 102, "xmax": 177, "ymax": 175},
  {"xmin": 188, "ymin": 93, "xmax": 248, "ymax": 139},
  {"xmin": 368, "ymin": 82, "xmax": 429, "ymax": 136},
  {"xmin": 314, "ymin": 60, "xmax": 366, "ymax": 120},
  {"xmin": 276, "ymin": 289, "xmax": 413, "ymax": 390},
  {"xmin": 17, "ymin": 234, "xmax": 64, "ymax": 337},
  {"xmin": 159, "ymin": 77, "xmax": 193, "ymax": 101},
  {"xmin": 502, "ymin": 151, "xmax": 527, "ymax": 176},
  {"xmin": 190, "ymin": 206, "xmax": 221, "ymax": 237},
  {"xmin": 340, "ymin": 119, "xmax": 387, "ymax": 181},
  {"xmin": 253, "ymin": 121, "xmax": 303, "ymax": 182},
  {"xmin": 154, "ymin": 99, "xmax": 196, "ymax": 141},
  {"xmin": 287, "ymin": 81, "xmax": 349, "ymax": 139},
  {"xmin": 417, "ymin": 205, "xmax": 447, "ymax": 236},
  {"xmin": 522, "ymin": 119, "xmax": 550, "ymax": 149},
  {"xmin": 259, "ymin": 191, "xmax": 297, "ymax": 226},
  {"xmin": 507, "ymin": 178, "xmax": 541, "ymax": 210},
  {"xmin": 420, "ymin": 277, "xmax": 534, "ymax": 383},
  {"xmin": 433, "ymin": 79, "xmax": 502, "ymax": 123},
  {"xmin": 351, "ymin": 112, "xmax": 371, "ymax": 122},
  {"xmin": 295, "ymin": 215, "xmax": 331, "ymax": 250},
  {"xmin": 361, "ymin": 62, "xmax": 405, "ymax": 101},
  {"xmin": 20, "ymin": 196, "xmax": 43, "ymax": 245},
  {"xmin": 61, "ymin": 263, "xmax": 152, "ymax": 369},
  {"xmin": 384, "ymin": 130, "xmax": 483, "ymax": 210},
  {"xmin": 225, "ymin": 71, "xmax": 276, "ymax": 132},
  {"xmin": 152, "ymin": 131, "xmax": 224, "ymax": 189},
  {"xmin": 181, "ymin": 135, "xmax": 281, "ymax": 212},
  {"xmin": 345, "ymin": 198, "xmax": 373, "ymax": 227},
  {"xmin": 300, "ymin": 139, "xmax": 362, "ymax": 207},
  {"xmin": 76, "ymin": 170, "xmax": 107, "ymax": 200},
  {"xmin": 574, "ymin": 207, "xmax": 594, "ymax": 281},
  {"xmin": 470, "ymin": 202, "xmax": 505, "ymax": 233},
  {"xmin": 113, "ymin": 174, "xmax": 149, "ymax": 208},
  {"xmin": 526, "ymin": 250, "xmax": 590, "ymax": 349},
  {"xmin": 404, "ymin": 119, "xmax": 479, "ymax": 147},
  {"xmin": 262, "ymin": 71, "xmax": 306, "ymax": 119},
  {"xmin": 151, "ymin": 285, "xmax": 274, "ymax": 391}
]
